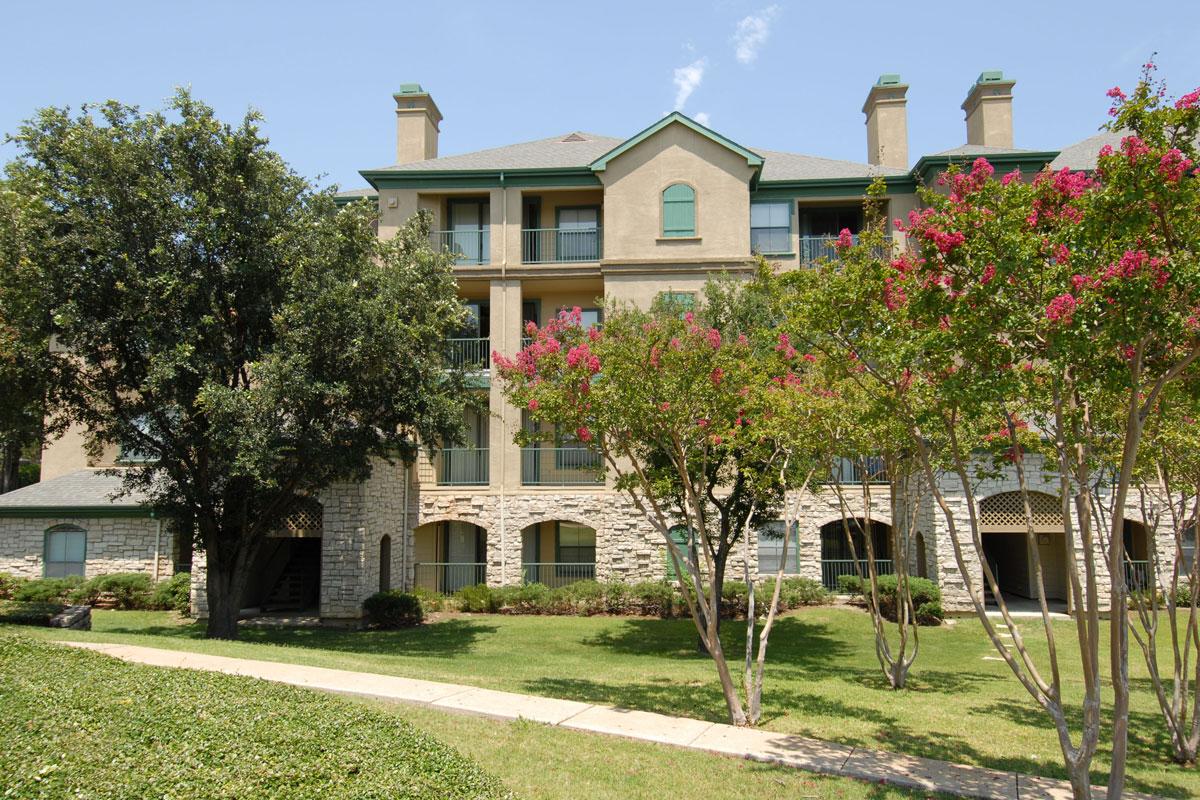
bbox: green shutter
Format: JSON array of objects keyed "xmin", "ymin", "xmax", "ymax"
[{"xmin": 662, "ymin": 184, "xmax": 695, "ymax": 237}]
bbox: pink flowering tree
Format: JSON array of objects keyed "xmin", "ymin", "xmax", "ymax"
[{"xmin": 494, "ymin": 266, "xmax": 832, "ymax": 726}]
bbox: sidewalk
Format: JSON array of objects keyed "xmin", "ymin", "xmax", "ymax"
[{"xmin": 62, "ymin": 641, "xmax": 1151, "ymax": 800}]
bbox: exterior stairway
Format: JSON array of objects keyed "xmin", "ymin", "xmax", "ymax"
[{"xmin": 262, "ymin": 541, "xmax": 320, "ymax": 612}]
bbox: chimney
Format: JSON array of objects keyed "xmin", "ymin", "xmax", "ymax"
[
  {"xmin": 961, "ymin": 71, "xmax": 1015, "ymax": 148},
  {"xmin": 393, "ymin": 84, "xmax": 442, "ymax": 164},
  {"xmin": 862, "ymin": 74, "xmax": 909, "ymax": 170}
]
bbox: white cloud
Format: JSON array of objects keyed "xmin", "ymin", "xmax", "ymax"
[
  {"xmin": 693, "ymin": 111, "xmax": 711, "ymax": 126},
  {"xmin": 733, "ymin": 6, "xmax": 779, "ymax": 65},
  {"xmin": 673, "ymin": 58, "xmax": 707, "ymax": 110}
]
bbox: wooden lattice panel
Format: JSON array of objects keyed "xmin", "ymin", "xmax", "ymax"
[
  {"xmin": 979, "ymin": 491, "xmax": 1062, "ymax": 532},
  {"xmin": 281, "ymin": 497, "xmax": 323, "ymax": 537}
]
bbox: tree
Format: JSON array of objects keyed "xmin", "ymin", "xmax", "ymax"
[
  {"xmin": 6, "ymin": 91, "xmax": 467, "ymax": 639},
  {"xmin": 494, "ymin": 264, "xmax": 831, "ymax": 725},
  {"xmin": 796, "ymin": 68, "xmax": 1200, "ymax": 798},
  {"xmin": 0, "ymin": 180, "xmax": 56, "ymax": 493}
]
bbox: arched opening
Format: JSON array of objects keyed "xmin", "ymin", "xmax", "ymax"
[
  {"xmin": 521, "ymin": 520, "xmax": 596, "ymax": 588},
  {"xmin": 1123, "ymin": 520, "xmax": 1151, "ymax": 591},
  {"xmin": 413, "ymin": 521, "xmax": 487, "ymax": 594},
  {"xmin": 379, "ymin": 534, "xmax": 392, "ymax": 593},
  {"xmin": 979, "ymin": 491, "xmax": 1068, "ymax": 609},
  {"xmin": 44, "ymin": 524, "xmax": 87, "ymax": 578},
  {"xmin": 246, "ymin": 497, "xmax": 323, "ymax": 614},
  {"xmin": 914, "ymin": 532, "xmax": 928, "ymax": 579},
  {"xmin": 819, "ymin": 518, "xmax": 892, "ymax": 591}
]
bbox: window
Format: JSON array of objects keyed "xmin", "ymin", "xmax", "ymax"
[
  {"xmin": 554, "ymin": 426, "xmax": 602, "ymax": 469},
  {"xmin": 44, "ymin": 525, "xmax": 87, "ymax": 578},
  {"xmin": 556, "ymin": 523, "xmax": 596, "ymax": 564},
  {"xmin": 656, "ymin": 291, "xmax": 696, "ymax": 314},
  {"xmin": 665, "ymin": 525, "xmax": 692, "ymax": 580},
  {"xmin": 751, "ymin": 202, "xmax": 791, "ymax": 254},
  {"xmin": 757, "ymin": 521, "xmax": 800, "ymax": 575},
  {"xmin": 662, "ymin": 184, "xmax": 696, "ymax": 238},
  {"xmin": 447, "ymin": 198, "xmax": 490, "ymax": 264},
  {"xmin": 118, "ymin": 415, "xmax": 156, "ymax": 463},
  {"xmin": 1184, "ymin": 524, "xmax": 1197, "ymax": 567},
  {"xmin": 556, "ymin": 206, "xmax": 600, "ymax": 261},
  {"xmin": 560, "ymin": 306, "xmax": 602, "ymax": 329}
]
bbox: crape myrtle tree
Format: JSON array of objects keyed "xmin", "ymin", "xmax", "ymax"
[
  {"xmin": 6, "ymin": 91, "xmax": 468, "ymax": 639},
  {"xmin": 801, "ymin": 68, "xmax": 1200, "ymax": 797},
  {"xmin": 0, "ymin": 180, "xmax": 58, "ymax": 493},
  {"xmin": 1106, "ymin": 376, "xmax": 1200, "ymax": 764},
  {"xmin": 494, "ymin": 263, "xmax": 833, "ymax": 726}
]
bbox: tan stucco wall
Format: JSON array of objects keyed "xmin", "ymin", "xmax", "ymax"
[
  {"xmin": 604, "ymin": 271, "xmax": 720, "ymax": 310},
  {"xmin": 598, "ymin": 121, "xmax": 756, "ymax": 262}
]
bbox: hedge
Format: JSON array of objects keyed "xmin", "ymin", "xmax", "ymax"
[
  {"xmin": 363, "ymin": 590, "xmax": 425, "ymax": 629},
  {"xmin": 838, "ymin": 573, "xmax": 944, "ymax": 625},
  {"xmin": 0, "ymin": 572, "xmax": 191, "ymax": 612}
]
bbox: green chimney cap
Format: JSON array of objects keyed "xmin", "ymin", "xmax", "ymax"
[
  {"xmin": 976, "ymin": 70, "xmax": 1007, "ymax": 84},
  {"xmin": 876, "ymin": 73, "xmax": 903, "ymax": 86},
  {"xmin": 396, "ymin": 83, "xmax": 426, "ymax": 95}
]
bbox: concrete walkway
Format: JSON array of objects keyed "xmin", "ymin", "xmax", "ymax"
[{"xmin": 62, "ymin": 641, "xmax": 1153, "ymax": 800}]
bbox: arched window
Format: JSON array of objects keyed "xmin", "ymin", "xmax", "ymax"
[
  {"xmin": 379, "ymin": 534, "xmax": 392, "ymax": 592},
  {"xmin": 44, "ymin": 525, "xmax": 87, "ymax": 578},
  {"xmin": 662, "ymin": 184, "xmax": 696, "ymax": 238}
]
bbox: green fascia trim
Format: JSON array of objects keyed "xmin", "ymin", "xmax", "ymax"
[
  {"xmin": 333, "ymin": 194, "xmax": 377, "ymax": 207},
  {"xmin": 911, "ymin": 151, "xmax": 1060, "ymax": 185},
  {"xmin": 0, "ymin": 505, "xmax": 155, "ymax": 519},
  {"xmin": 361, "ymin": 168, "xmax": 601, "ymax": 191},
  {"xmin": 752, "ymin": 175, "xmax": 917, "ymax": 200},
  {"xmin": 589, "ymin": 112, "xmax": 764, "ymax": 173}
]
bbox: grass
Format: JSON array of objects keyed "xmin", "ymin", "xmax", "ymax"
[
  {"xmin": 0, "ymin": 634, "xmax": 510, "ymax": 799},
  {"xmin": 11, "ymin": 606, "xmax": 1199, "ymax": 798}
]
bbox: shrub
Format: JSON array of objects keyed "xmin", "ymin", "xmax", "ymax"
[
  {"xmin": 496, "ymin": 582, "xmax": 550, "ymax": 614},
  {"xmin": 362, "ymin": 590, "xmax": 424, "ymax": 629},
  {"xmin": 454, "ymin": 583, "xmax": 499, "ymax": 613},
  {"xmin": 916, "ymin": 600, "xmax": 944, "ymax": 626},
  {"xmin": 0, "ymin": 573, "xmax": 22, "ymax": 600},
  {"xmin": 631, "ymin": 580, "xmax": 676, "ymax": 618},
  {"xmin": 836, "ymin": 574, "xmax": 863, "ymax": 596},
  {"xmin": 0, "ymin": 600, "xmax": 65, "ymax": 626},
  {"xmin": 770, "ymin": 576, "xmax": 831, "ymax": 609},
  {"xmin": 13, "ymin": 576, "xmax": 85, "ymax": 604},
  {"xmin": 553, "ymin": 580, "xmax": 605, "ymax": 615},
  {"xmin": 868, "ymin": 574, "xmax": 942, "ymax": 626},
  {"xmin": 151, "ymin": 572, "xmax": 192, "ymax": 612},
  {"xmin": 720, "ymin": 581, "xmax": 750, "ymax": 617},
  {"xmin": 81, "ymin": 573, "xmax": 155, "ymax": 609},
  {"xmin": 410, "ymin": 586, "xmax": 447, "ymax": 613},
  {"xmin": 601, "ymin": 581, "xmax": 631, "ymax": 614}
]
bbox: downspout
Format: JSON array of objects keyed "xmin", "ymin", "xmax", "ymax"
[
  {"xmin": 498, "ymin": 171, "xmax": 508, "ymax": 584},
  {"xmin": 152, "ymin": 512, "xmax": 162, "ymax": 582}
]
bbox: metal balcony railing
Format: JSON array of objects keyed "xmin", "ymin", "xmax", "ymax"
[
  {"xmin": 522, "ymin": 562, "xmax": 596, "ymax": 588},
  {"xmin": 446, "ymin": 337, "xmax": 490, "ymax": 370},
  {"xmin": 431, "ymin": 229, "xmax": 490, "ymax": 265},
  {"xmin": 823, "ymin": 456, "xmax": 888, "ymax": 485},
  {"xmin": 522, "ymin": 227, "xmax": 603, "ymax": 264},
  {"xmin": 521, "ymin": 447, "xmax": 604, "ymax": 486},
  {"xmin": 1125, "ymin": 560, "xmax": 1152, "ymax": 592},
  {"xmin": 414, "ymin": 562, "xmax": 487, "ymax": 594},
  {"xmin": 798, "ymin": 235, "xmax": 892, "ymax": 265},
  {"xmin": 822, "ymin": 558, "xmax": 895, "ymax": 591},
  {"xmin": 434, "ymin": 448, "xmax": 489, "ymax": 486}
]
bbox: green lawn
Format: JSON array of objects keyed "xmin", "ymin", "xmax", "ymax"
[
  {"xmin": 0, "ymin": 635, "xmax": 509, "ymax": 799},
  {"xmin": 13, "ymin": 606, "xmax": 1197, "ymax": 798}
]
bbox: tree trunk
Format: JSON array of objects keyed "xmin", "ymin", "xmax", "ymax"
[
  {"xmin": 0, "ymin": 440, "xmax": 21, "ymax": 495},
  {"xmin": 203, "ymin": 531, "xmax": 260, "ymax": 640}
]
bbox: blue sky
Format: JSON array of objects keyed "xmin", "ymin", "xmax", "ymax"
[{"xmin": 2, "ymin": 1, "xmax": 1197, "ymax": 191}]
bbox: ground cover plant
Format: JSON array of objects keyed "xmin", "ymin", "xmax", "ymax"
[
  {"xmin": 0, "ymin": 634, "xmax": 511, "ymax": 799},
  {"xmin": 11, "ymin": 606, "xmax": 1197, "ymax": 798}
]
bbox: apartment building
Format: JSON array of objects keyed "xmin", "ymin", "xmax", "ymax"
[{"xmin": 0, "ymin": 73, "xmax": 1167, "ymax": 621}]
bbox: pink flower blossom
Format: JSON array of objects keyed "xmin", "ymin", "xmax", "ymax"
[
  {"xmin": 737, "ymin": 333, "xmax": 749, "ymax": 346},
  {"xmin": 803, "ymin": 353, "xmax": 816, "ymax": 362},
  {"xmin": 527, "ymin": 399, "xmax": 539, "ymax": 411},
  {"xmin": 1159, "ymin": 148, "xmax": 1194, "ymax": 182},
  {"xmin": 588, "ymin": 327, "xmax": 602, "ymax": 342},
  {"xmin": 1053, "ymin": 244, "xmax": 1070, "ymax": 265},
  {"xmin": 1176, "ymin": 89, "xmax": 1200, "ymax": 110},
  {"xmin": 1001, "ymin": 169, "xmax": 1021, "ymax": 186},
  {"xmin": 1121, "ymin": 135, "xmax": 1151, "ymax": 164},
  {"xmin": 684, "ymin": 311, "xmax": 695, "ymax": 323},
  {"xmin": 836, "ymin": 228, "xmax": 855, "ymax": 249},
  {"xmin": 706, "ymin": 328, "xmax": 722, "ymax": 349},
  {"xmin": 696, "ymin": 418, "xmax": 709, "ymax": 428},
  {"xmin": 659, "ymin": 401, "xmax": 670, "ymax": 412},
  {"xmin": 1106, "ymin": 86, "xmax": 1127, "ymax": 101},
  {"xmin": 576, "ymin": 426, "xmax": 592, "ymax": 442},
  {"xmin": 1045, "ymin": 293, "xmax": 1077, "ymax": 325},
  {"xmin": 710, "ymin": 368, "xmax": 724, "ymax": 385},
  {"xmin": 524, "ymin": 321, "xmax": 538, "ymax": 336},
  {"xmin": 980, "ymin": 264, "xmax": 996, "ymax": 285}
]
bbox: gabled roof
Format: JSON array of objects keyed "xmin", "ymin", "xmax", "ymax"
[
  {"xmin": 333, "ymin": 187, "xmax": 378, "ymax": 206},
  {"xmin": 366, "ymin": 132, "xmax": 622, "ymax": 173},
  {"xmin": 926, "ymin": 144, "xmax": 1043, "ymax": 157},
  {"xmin": 589, "ymin": 112, "xmax": 764, "ymax": 173},
  {"xmin": 0, "ymin": 469, "xmax": 152, "ymax": 517},
  {"xmin": 754, "ymin": 149, "xmax": 907, "ymax": 182},
  {"xmin": 912, "ymin": 144, "xmax": 1060, "ymax": 184},
  {"xmin": 1050, "ymin": 130, "xmax": 1125, "ymax": 172}
]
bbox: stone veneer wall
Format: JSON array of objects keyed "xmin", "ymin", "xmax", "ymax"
[{"xmin": 0, "ymin": 515, "xmax": 171, "ymax": 580}]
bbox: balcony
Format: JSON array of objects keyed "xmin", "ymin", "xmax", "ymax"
[
  {"xmin": 1126, "ymin": 560, "xmax": 1152, "ymax": 592},
  {"xmin": 414, "ymin": 562, "xmax": 487, "ymax": 594},
  {"xmin": 797, "ymin": 235, "xmax": 892, "ymax": 265},
  {"xmin": 446, "ymin": 337, "xmax": 490, "ymax": 371},
  {"xmin": 432, "ymin": 448, "xmax": 489, "ymax": 486},
  {"xmin": 522, "ymin": 562, "xmax": 596, "ymax": 588},
  {"xmin": 431, "ymin": 229, "xmax": 490, "ymax": 265},
  {"xmin": 822, "ymin": 558, "xmax": 895, "ymax": 592},
  {"xmin": 522, "ymin": 227, "xmax": 603, "ymax": 264},
  {"xmin": 521, "ymin": 447, "xmax": 604, "ymax": 486},
  {"xmin": 824, "ymin": 456, "xmax": 888, "ymax": 485}
]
